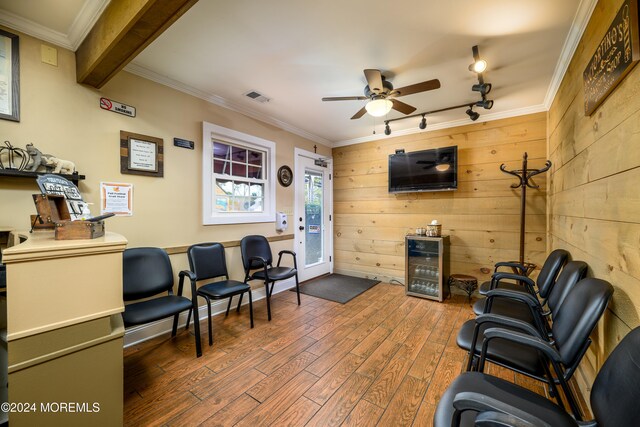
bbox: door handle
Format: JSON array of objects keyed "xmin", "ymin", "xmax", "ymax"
[{"xmin": 299, "ymin": 226, "xmax": 304, "ymax": 231}]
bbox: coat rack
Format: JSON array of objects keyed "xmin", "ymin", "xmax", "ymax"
[{"xmin": 500, "ymin": 152, "xmax": 551, "ymax": 271}]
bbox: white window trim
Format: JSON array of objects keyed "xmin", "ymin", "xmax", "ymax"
[{"xmin": 202, "ymin": 122, "xmax": 276, "ymax": 225}]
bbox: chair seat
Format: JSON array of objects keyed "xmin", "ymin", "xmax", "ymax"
[
  {"xmin": 123, "ymin": 295, "xmax": 193, "ymax": 326},
  {"xmin": 198, "ymin": 279, "xmax": 250, "ymax": 298},
  {"xmin": 456, "ymin": 320, "xmax": 546, "ymax": 377},
  {"xmin": 478, "ymin": 280, "xmax": 525, "ymax": 295},
  {"xmin": 434, "ymin": 372, "xmax": 575, "ymax": 427},
  {"xmin": 252, "ymin": 266, "xmax": 297, "ymax": 281},
  {"xmin": 472, "ymin": 297, "xmax": 536, "ymax": 324}
]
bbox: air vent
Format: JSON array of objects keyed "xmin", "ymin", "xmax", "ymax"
[{"xmin": 244, "ymin": 90, "xmax": 271, "ymax": 103}]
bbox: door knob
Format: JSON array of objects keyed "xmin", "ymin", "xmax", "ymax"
[{"xmin": 299, "ymin": 226, "xmax": 304, "ymax": 231}]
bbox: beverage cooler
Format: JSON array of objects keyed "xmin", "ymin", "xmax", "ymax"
[{"xmin": 405, "ymin": 235, "xmax": 449, "ymax": 302}]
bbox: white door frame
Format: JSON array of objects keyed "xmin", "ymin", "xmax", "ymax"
[{"xmin": 294, "ymin": 147, "xmax": 333, "ymax": 282}]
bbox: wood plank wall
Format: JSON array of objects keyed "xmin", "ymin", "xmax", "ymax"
[
  {"xmin": 548, "ymin": 0, "xmax": 640, "ymax": 398},
  {"xmin": 331, "ymin": 113, "xmax": 547, "ymax": 286}
]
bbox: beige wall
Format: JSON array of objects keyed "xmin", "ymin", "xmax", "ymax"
[
  {"xmin": 332, "ymin": 113, "xmax": 548, "ymax": 285},
  {"xmin": 0, "ymin": 29, "xmax": 331, "ymax": 284},
  {"xmin": 548, "ymin": 0, "xmax": 640, "ymax": 394}
]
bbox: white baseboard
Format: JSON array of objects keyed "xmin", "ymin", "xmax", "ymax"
[{"xmin": 123, "ymin": 277, "xmax": 297, "ymax": 347}]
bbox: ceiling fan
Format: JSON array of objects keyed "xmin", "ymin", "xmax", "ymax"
[{"xmin": 322, "ymin": 69, "xmax": 441, "ymax": 120}]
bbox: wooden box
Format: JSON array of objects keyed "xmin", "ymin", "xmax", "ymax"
[
  {"xmin": 55, "ymin": 220, "xmax": 105, "ymax": 240},
  {"xmin": 32, "ymin": 194, "xmax": 70, "ymax": 226}
]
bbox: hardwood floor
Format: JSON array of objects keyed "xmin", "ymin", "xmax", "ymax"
[{"xmin": 123, "ymin": 284, "xmax": 546, "ymax": 426}]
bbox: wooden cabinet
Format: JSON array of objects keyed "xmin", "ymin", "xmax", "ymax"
[{"xmin": 405, "ymin": 235, "xmax": 449, "ymax": 302}]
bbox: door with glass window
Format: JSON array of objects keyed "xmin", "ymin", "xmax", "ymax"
[{"xmin": 295, "ymin": 150, "xmax": 332, "ymax": 282}]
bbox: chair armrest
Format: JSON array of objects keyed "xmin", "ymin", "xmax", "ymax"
[
  {"xmin": 247, "ymin": 256, "xmax": 270, "ymax": 281},
  {"xmin": 475, "ymin": 314, "xmax": 545, "ymax": 339},
  {"xmin": 478, "ymin": 328, "xmax": 562, "ymax": 372},
  {"xmin": 484, "ymin": 289, "xmax": 540, "ymax": 308},
  {"xmin": 178, "ymin": 270, "xmax": 197, "ymax": 296},
  {"xmin": 494, "ymin": 261, "xmax": 528, "ymax": 275},
  {"xmin": 452, "ymin": 392, "xmax": 550, "ymax": 427},
  {"xmin": 489, "ymin": 273, "xmax": 536, "ymax": 295},
  {"xmin": 277, "ymin": 250, "xmax": 297, "ymax": 269}
]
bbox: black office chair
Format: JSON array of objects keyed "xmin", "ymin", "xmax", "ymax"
[
  {"xmin": 240, "ymin": 235, "xmax": 299, "ymax": 321},
  {"xmin": 477, "ymin": 249, "xmax": 569, "ymax": 297},
  {"xmin": 458, "ymin": 278, "xmax": 613, "ymax": 419},
  {"xmin": 122, "ymin": 247, "xmax": 202, "ymax": 357},
  {"xmin": 434, "ymin": 326, "xmax": 640, "ymax": 427},
  {"xmin": 182, "ymin": 242, "xmax": 254, "ymax": 346}
]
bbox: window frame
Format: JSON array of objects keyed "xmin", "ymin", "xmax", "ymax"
[{"xmin": 202, "ymin": 122, "xmax": 276, "ymax": 225}]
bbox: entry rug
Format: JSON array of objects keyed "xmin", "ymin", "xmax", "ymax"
[{"xmin": 293, "ymin": 273, "xmax": 380, "ymax": 304}]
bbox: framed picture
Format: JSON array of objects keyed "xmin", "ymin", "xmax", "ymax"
[
  {"xmin": 278, "ymin": 165, "xmax": 293, "ymax": 187},
  {"xmin": 0, "ymin": 29, "xmax": 19, "ymax": 122},
  {"xmin": 120, "ymin": 131, "xmax": 164, "ymax": 177}
]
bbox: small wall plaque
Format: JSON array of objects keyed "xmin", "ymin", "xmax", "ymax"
[
  {"xmin": 174, "ymin": 137, "xmax": 194, "ymax": 149},
  {"xmin": 583, "ymin": 0, "xmax": 640, "ymax": 115}
]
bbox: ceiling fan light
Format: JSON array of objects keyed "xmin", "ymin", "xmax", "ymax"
[
  {"xmin": 469, "ymin": 59, "xmax": 487, "ymax": 74},
  {"xmin": 435, "ymin": 163, "xmax": 451, "ymax": 172},
  {"xmin": 366, "ymin": 99, "xmax": 393, "ymax": 117}
]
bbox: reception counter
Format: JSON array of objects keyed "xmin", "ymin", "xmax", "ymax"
[{"xmin": 2, "ymin": 231, "xmax": 127, "ymax": 426}]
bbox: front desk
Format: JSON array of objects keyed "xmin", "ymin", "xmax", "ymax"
[{"xmin": 2, "ymin": 231, "xmax": 127, "ymax": 426}]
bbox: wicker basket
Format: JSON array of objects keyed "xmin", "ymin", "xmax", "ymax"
[{"xmin": 425, "ymin": 224, "xmax": 442, "ymax": 237}]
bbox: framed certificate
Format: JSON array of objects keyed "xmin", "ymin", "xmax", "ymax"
[
  {"xmin": 120, "ymin": 131, "xmax": 164, "ymax": 177},
  {"xmin": 0, "ymin": 29, "xmax": 19, "ymax": 122}
]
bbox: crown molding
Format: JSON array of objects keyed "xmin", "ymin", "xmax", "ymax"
[
  {"xmin": 543, "ymin": 0, "xmax": 598, "ymax": 108},
  {"xmin": 125, "ymin": 62, "xmax": 332, "ymax": 147},
  {"xmin": 0, "ymin": 0, "xmax": 109, "ymax": 50},
  {"xmin": 333, "ymin": 104, "xmax": 548, "ymax": 147}
]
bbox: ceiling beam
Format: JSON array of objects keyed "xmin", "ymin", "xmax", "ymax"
[{"xmin": 75, "ymin": 0, "xmax": 198, "ymax": 88}]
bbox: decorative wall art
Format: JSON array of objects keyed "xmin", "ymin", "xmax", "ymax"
[
  {"xmin": 0, "ymin": 29, "xmax": 19, "ymax": 122},
  {"xmin": 120, "ymin": 131, "xmax": 164, "ymax": 177}
]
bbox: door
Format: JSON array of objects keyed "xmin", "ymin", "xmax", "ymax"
[{"xmin": 294, "ymin": 149, "xmax": 333, "ymax": 282}]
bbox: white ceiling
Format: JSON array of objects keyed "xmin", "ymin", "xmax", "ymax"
[{"xmin": 0, "ymin": 0, "xmax": 596, "ymax": 146}]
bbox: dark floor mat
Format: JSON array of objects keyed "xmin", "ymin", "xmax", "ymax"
[{"xmin": 292, "ymin": 273, "xmax": 380, "ymax": 304}]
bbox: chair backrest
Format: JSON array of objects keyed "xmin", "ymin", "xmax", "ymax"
[
  {"xmin": 536, "ymin": 249, "xmax": 570, "ymax": 299},
  {"xmin": 552, "ymin": 278, "xmax": 613, "ymax": 367},
  {"xmin": 187, "ymin": 242, "xmax": 228, "ymax": 281},
  {"xmin": 240, "ymin": 235, "xmax": 273, "ymax": 271},
  {"xmin": 591, "ymin": 326, "xmax": 640, "ymax": 427},
  {"xmin": 123, "ymin": 247, "xmax": 174, "ymax": 301},
  {"xmin": 546, "ymin": 260, "xmax": 588, "ymax": 315}
]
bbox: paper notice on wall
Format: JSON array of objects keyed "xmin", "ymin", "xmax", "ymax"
[{"xmin": 101, "ymin": 182, "xmax": 133, "ymax": 216}]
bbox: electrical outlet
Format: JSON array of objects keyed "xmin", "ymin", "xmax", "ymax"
[{"xmin": 41, "ymin": 45, "xmax": 58, "ymax": 66}]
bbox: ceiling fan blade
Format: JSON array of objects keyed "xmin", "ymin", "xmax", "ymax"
[
  {"xmin": 322, "ymin": 96, "xmax": 368, "ymax": 101},
  {"xmin": 350, "ymin": 106, "xmax": 368, "ymax": 120},
  {"xmin": 394, "ymin": 79, "xmax": 441, "ymax": 97},
  {"xmin": 364, "ymin": 69, "xmax": 384, "ymax": 93},
  {"xmin": 391, "ymin": 99, "xmax": 417, "ymax": 115}
]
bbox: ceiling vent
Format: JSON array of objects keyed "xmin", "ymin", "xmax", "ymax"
[{"xmin": 244, "ymin": 90, "xmax": 271, "ymax": 103}]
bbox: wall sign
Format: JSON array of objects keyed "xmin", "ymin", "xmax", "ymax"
[
  {"xmin": 174, "ymin": 137, "xmax": 194, "ymax": 149},
  {"xmin": 101, "ymin": 182, "xmax": 133, "ymax": 216},
  {"xmin": 120, "ymin": 131, "xmax": 164, "ymax": 177},
  {"xmin": 100, "ymin": 97, "xmax": 136, "ymax": 118},
  {"xmin": 583, "ymin": 0, "xmax": 640, "ymax": 115},
  {"xmin": 0, "ymin": 29, "xmax": 19, "ymax": 122}
]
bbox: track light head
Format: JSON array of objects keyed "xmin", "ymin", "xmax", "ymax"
[
  {"xmin": 419, "ymin": 116, "xmax": 427, "ymax": 130},
  {"xmin": 384, "ymin": 123, "xmax": 391, "ymax": 135},
  {"xmin": 475, "ymin": 99, "xmax": 494, "ymax": 110},
  {"xmin": 472, "ymin": 83, "xmax": 492, "ymax": 96},
  {"xmin": 466, "ymin": 107, "xmax": 480, "ymax": 121},
  {"xmin": 469, "ymin": 59, "xmax": 487, "ymax": 74}
]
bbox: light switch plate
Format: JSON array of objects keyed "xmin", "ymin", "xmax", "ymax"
[{"xmin": 41, "ymin": 45, "xmax": 58, "ymax": 66}]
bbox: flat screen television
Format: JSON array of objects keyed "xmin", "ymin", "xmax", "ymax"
[{"xmin": 388, "ymin": 145, "xmax": 458, "ymax": 193}]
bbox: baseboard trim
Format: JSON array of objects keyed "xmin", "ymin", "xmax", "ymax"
[{"xmin": 123, "ymin": 277, "xmax": 296, "ymax": 347}]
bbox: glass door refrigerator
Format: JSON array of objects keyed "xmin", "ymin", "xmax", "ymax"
[{"xmin": 405, "ymin": 235, "xmax": 449, "ymax": 302}]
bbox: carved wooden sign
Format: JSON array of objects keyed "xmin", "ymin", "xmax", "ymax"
[{"xmin": 583, "ymin": 0, "xmax": 640, "ymax": 116}]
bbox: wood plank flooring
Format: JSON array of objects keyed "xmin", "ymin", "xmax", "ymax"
[{"xmin": 123, "ymin": 284, "xmax": 545, "ymax": 426}]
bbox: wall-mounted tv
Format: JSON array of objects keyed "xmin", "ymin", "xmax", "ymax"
[{"xmin": 388, "ymin": 145, "xmax": 458, "ymax": 193}]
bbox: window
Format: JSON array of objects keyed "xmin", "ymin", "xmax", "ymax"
[{"xmin": 202, "ymin": 122, "xmax": 276, "ymax": 224}]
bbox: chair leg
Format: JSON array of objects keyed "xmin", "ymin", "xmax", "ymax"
[
  {"xmin": 204, "ymin": 296, "xmax": 213, "ymax": 347},
  {"xmin": 225, "ymin": 297, "xmax": 232, "ymax": 316},
  {"xmin": 295, "ymin": 273, "xmax": 301, "ymax": 305},
  {"xmin": 236, "ymin": 293, "xmax": 243, "ymax": 312},
  {"xmin": 185, "ymin": 308, "xmax": 192, "ymax": 330},
  {"xmin": 265, "ymin": 281, "xmax": 272, "ymax": 321},
  {"xmin": 249, "ymin": 290, "xmax": 254, "ymax": 328},
  {"xmin": 192, "ymin": 301, "xmax": 202, "ymax": 358},
  {"xmin": 172, "ymin": 313, "xmax": 180, "ymax": 337}
]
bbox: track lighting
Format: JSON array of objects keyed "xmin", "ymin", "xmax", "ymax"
[
  {"xmin": 384, "ymin": 123, "xmax": 391, "ymax": 135},
  {"xmin": 469, "ymin": 45, "xmax": 487, "ymax": 74},
  {"xmin": 472, "ymin": 83, "xmax": 492, "ymax": 96},
  {"xmin": 419, "ymin": 115, "xmax": 427, "ymax": 130},
  {"xmin": 466, "ymin": 107, "xmax": 480, "ymax": 121},
  {"xmin": 475, "ymin": 99, "xmax": 494, "ymax": 109}
]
